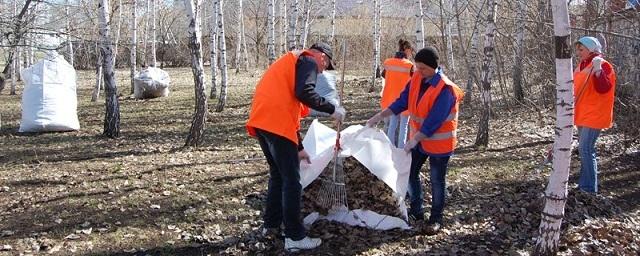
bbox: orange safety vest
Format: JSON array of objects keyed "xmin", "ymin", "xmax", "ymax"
[
  {"xmin": 246, "ymin": 50, "xmax": 312, "ymax": 144},
  {"xmin": 573, "ymin": 60, "xmax": 616, "ymax": 129},
  {"xmin": 407, "ymin": 73, "xmax": 464, "ymax": 155},
  {"xmin": 381, "ymin": 58, "xmax": 413, "ymax": 115}
]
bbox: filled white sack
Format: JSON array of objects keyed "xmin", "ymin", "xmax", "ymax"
[
  {"xmin": 133, "ymin": 67, "xmax": 170, "ymax": 99},
  {"xmin": 19, "ymin": 51, "xmax": 79, "ymax": 132},
  {"xmin": 300, "ymin": 120, "xmax": 412, "ymax": 230}
]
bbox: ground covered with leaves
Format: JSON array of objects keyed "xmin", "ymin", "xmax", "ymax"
[{"xmin": 0, "ymin": 68, "xmax": 638, "ymax": 255}]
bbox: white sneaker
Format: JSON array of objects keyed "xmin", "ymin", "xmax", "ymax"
[{"xmin": 284, "ymin": 236, "xmax": 322, "ymax": 252}]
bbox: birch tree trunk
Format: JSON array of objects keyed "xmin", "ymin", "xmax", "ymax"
[
  {"xmin": 532, "ymin": 0, "xmax": 574, "ymax": 254},
  {"xmin": 287, "ymin": 0, "xmax": 298, "ymax": 50},
  {"xmin": 280, "ymin": 0, "xmax": 287, "ymax": 53},
  {"xmin": 112, "ymin": 0, "xmax": 123, "ymax": 66},
  {"xmin": 330, "ymin": 0, "xmax": 336, "ymax": 44},
  {"xmin": 92, "ymin": 42, "xmax": 103, "ymax": 102},
  {"xmin": 234, "ymin": 0, "xmax": 242, "ymax": 72},
  {"xmin": 66, "ymin": 0, "xmax": 74, "ymax": 67},
  {"xmin": 185, "ymin": 0, "xmax": 207, "ymax": 147},
  {"xmin": 299, "ymin": 0, "xmax": 311, "ymax": 49},
  {"xmin": 10, "ymin": 0, "xmax": 18, "ymax": 95},
  {"xmin": 474, "ymin": 0, "xmax": 497, "ymax": 147},
  {"xmin": 99, "ymin": 0, "xmax": 121, "ymax": 138},
  {"xmin": 512, "ymin": 0, "xmax": 525, "ymax": 102},
  {"xmin": 209, "ymin": 0, "xmax": 218, "ymax": 99},
  {"xmin": 0, "ymin": 0, "xmax": 33, "ymax": 93},
  {"xmin": 415, "ymin": 0, "xmax": 425, "ymax": 49},
  {"xmin": 143, "ymin": 0, "xmax": 149, "ymax": 64},
  {"xmin": 368, "ymin": 0, "xmax": 381, "ymax": 93},
  {"xmin": 215, "ymin": 0, "xmax": 229, "ymax": 112},
  {"xmin": 130, "ymin": 0, "xmax": 137, "ymax": 94},
  {"xmin": 267, "ymin": 0, "xmax": 276, "ymax": 64},
  {"xmin": 240, "ymin": 5, "xmax": 249, "ymax": 70},
  {"xmin": 151, "ymin": 0, "xmax": 157, "ymax": 67},
  {"xmin": 445, "ymin": 0, "xmax": 455, "ymax": 74}
]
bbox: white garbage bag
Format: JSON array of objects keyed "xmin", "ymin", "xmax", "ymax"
[
  {"xmin": 133, "ymin": 67, "xmax": 170, "ymax": 99},
  {"xmin": 19, "ymin": 51, "xmax": 79, "ymax": 132},
  {"xmin": 300, "ymin": 120, "xmax": 412, "ymax": 230}
]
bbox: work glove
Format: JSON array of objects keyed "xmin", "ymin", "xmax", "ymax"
[
  {"xmin": 366, "ymin": 113, "xmax": 383, "ymax": 128},
  {"xmin": 331, "ymin": 106, "xmax": 346, "ymax": 123},
  {"xmin": 592, "ymin": 56, "xmax": 603, "ymax": 73},
  {"xmin": 298, "ymin": 149, "xmax": 311, "ymax": 164},
  {"xmin": 403, "ymin": 138, "xmax": 419, "ymax": 154}
]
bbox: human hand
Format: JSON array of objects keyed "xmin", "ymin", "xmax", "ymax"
[
  {"xmin": 298, "ymin": 149, "xmax": 311, "ymax": 164},
  {"xmin": 592, "ymin": 56, "xmax": 603, "ymax": 72},
  {"xmin": 366, "ymin": 113, "xmax": 383, "ymax": 128},
  {"xmin": 403, "ymin": 138, "xmax": 419, "ymax": 154},
  {"xmin": 331, "ymin": 106, "xmax": 346, "ymax": 123}
]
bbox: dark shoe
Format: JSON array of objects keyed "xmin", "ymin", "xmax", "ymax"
[{"xmin": 424, "ymin": 222, "xmax": 442, "ymax": 236}]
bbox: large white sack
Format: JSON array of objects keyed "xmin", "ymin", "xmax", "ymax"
[
  {"xmin": 300, "ymin": 120, "xmax": 412, "ymax": 230},
  {"xmin": 133, "ymin": 67, "xmax": 170, "ymax": 99},
  {"xmin": 19, "ymin": 51, "xmax": 79, "ymax": 132}
]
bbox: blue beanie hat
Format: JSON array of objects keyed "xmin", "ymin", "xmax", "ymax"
[{"xmin": 577, "ymin": 36, "xmax": 602, "ymax": 53}]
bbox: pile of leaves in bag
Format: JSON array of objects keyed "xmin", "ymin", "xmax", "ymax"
[{"xmin": 302, "ymin": 157, "xmax": 402, "ymax": 218}]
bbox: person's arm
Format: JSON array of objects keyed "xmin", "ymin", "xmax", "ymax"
[
  {"xmin": 419, "ymin": 86, "xmax": 455, "ymax": 137},
  {"xmin": 594, "ymin": 62, "xmax": 613, "ymax": 94},
  {"xmin": 388, "ymin": 81, "xmax": 411, "ymax": 115},
  {"xmin": 295, "ymin": 56, "xmax": 336, "ymax": 114}
]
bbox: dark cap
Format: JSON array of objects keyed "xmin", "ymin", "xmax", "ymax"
[
  {"xmin": 310, "ymin": 42, "xmax": 335, "ymax": 70},
  {"xmin": 414, "ymin": 47, "xmax": 439, "ymax": 69}
]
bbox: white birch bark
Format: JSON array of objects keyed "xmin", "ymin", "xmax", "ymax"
[
  {"xmin": 415, "ymin": 0, "xmax": 425, "ymax": 49},
  {"xmin": 130, "ymin": 0, "xmax": 137, "ymax": 94},
  {"xmin": 234, "ymin": 0, "xmax": 242, "ymax": 72},
  {"xmin": 151, "ymin": 0, "xmax": 157, "ymax": 67},
  {"xmin": 445, "ymin": 0, "xmax": 454, "ymax": 73},
  {"xmin": 512, "ymin": 0, "xmax": 526, "ymax": 101},
  {"xmin": 330, "ymin": 0, "xmax": 336, "ymax": 43},
  {"xmin": 280, "ymin": 0, "xmax": 287, "ymax": 53},
  {"xmin": 99, "ymin": 0, "xmax": 121, "ymax": 138},
  {"xmin": 109, "ymin": 0, "xmax": 123, "ymax": 67},
  {"xmin": 215, "ymin": 0, "xmax": 228, "ymax": 112},
  {"xmin": 299, "ymin": 0, "xmax": 311, "ymax": 49},
  {"xmin": 92, "ymin": 42, "xmax": 103, "ymax": 102},
  {"xmin": 66, "ymin": 0, "xmax": 74, "ymax": 67},
  {"xmin": 474, "ymin": 0, "xmax": 497, "ymax": 147},
  {"xmin": 210, "ymin": 0, "xmax": 218, "ymax": 99},
  {"xmin": 240, "ymin": 2, "xmax": 249, "ymax": 70},
  {"xmin": 143, "ymin": 0, "xmax": 149, "ymax": 64},
  {"xmin": 10, "ymin": 0, "xmax": 17, "ymax": 95},
  {"xmin": 267, "ymin": 0, "xmax": 276, "ymax": 64},
  {"xmin": 184, "ymin": 0, "xmax": 207, "ymax": 147},
  {"xmin": 287, "ymin": 0, "xmax": 298, "ymax": 50},
  {"xmin": 369, "ymin": 0, "xmax": 381, "ymax": 92},
  {"xmin": 533, "ymin": 0, "xmax": 574, "ymax": 254}
]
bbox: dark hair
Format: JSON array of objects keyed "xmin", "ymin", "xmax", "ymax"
[{"xmin": 398, "ymin": 39, "xmax": 413, "ymax": 52}]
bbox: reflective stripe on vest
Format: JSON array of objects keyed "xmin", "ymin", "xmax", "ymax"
[
  {"xmin": 383, "ymin": 64, "xmax": 412, "ymax": 73},
  {"xmin": 409, "ymin": 112, "xmax": 457, "ymax": 124}
]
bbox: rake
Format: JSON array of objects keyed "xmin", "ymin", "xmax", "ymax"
[{"xmin": 318, "ymin": 40, "xmax": 348, "ymax": 210}]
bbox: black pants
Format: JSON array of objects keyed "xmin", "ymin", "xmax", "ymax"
[{"xmin": 256, "ymin": 128, "xmax": 305, "ymax": 240}]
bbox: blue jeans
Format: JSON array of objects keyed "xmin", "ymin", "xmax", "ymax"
[
  {"xmin": 387, "ymin": 114, "xmax": 409, "ymax": 148},
  {"xmin": 255, "ymin": 129, "xmax": 306, "ymax": 240},
  {"xmin": 577, "ymin": 126, "xmax": 601, "ymax": 193},
  {"xmin": 407, "ymin": 149, "xmax": 450, "ymax": 224}
]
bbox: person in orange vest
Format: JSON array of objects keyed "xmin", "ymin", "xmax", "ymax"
[
  {"xmin": 574, "ymin": 36, "xmax": 616, "ymax": 194},
  {"xmin": 380, "ymin": 39, "xmax": 414, "ymax": 148},
  {"xmin": 366, "ymin": 47, "xmax": 464, "ymax": 235},
  {"xmin": 246, "ymin": 42, "xmax": 345, "ymax": 252}
]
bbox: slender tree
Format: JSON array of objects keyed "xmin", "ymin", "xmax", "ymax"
[
  {"xmin": 369, "ymin": 0, "xmax": 381, "ymax": 92},
  {"xmin": 98, "ymin": 0, "xmax": 121, "ymax": 138},
  {"xmin": 330, "ymin": 0, "xmax": 336, "ymax": 44},
  {"xmin": 112, "ymin": 0, "xmax": 123, "ymax": 66},
  {"xmin": 415, "ymin": 0, "xmax": 425, "ymax": 49},
  {"xmin": 474, "ymin": 0, "xmax": 497, "ymax": 147},
  {"xmin": 215, "ymin": 0, "xmax": 229, "ymax": 112},
  {"xmin": 151, "ymin": 0, "xmax": 157, "ymax": 67},
  {"xmin": 533, "ymin": 0, "xmax": 575, "ymax": 254},
  {"xmin": 185, "ymin": 0, "xmax": 207, "ymax": 147},
  {"xmin": 66, "ymin": 0, "xmax": 74, "ymax": 67},
  {"xmin": 280, "ymin": 0, "xmax": 287, "ymax": 53},
  {"xmin": 209, "ymin": 0, "xmax": 219, "ymax": 99},
  {"xmin": 512, "ymin": 0, "xmax": 526, "ymax": 102},
  {"xmin": 10, "ymin": 0, "xmax": 18, "ymax": 95},
  {"xmin": 287, "ymin": 0, "xmax": 298, "ymax": 50},
  {"xmin": 92, "ymin": 42, "xmax": 103, "ymax": 102},
  {"xmin": 130, "ymin": 0, "xmax": 138, "ymax": 94},
  {"xmin": 235, "ymin": 0, "xmax": 243, "ymax": 72},
  {"xmin": 0, "ymin": 0, "xmax": 33, "ymax": 92},
  {"xmin": 142, "ymin": 0, "xmax": 149, "ymax": 63},
  {"xmin": 299, "ymin": 0, "xmax": 312, "ymax": 49},
  {"xmin": 267, "ymin": 0, "xmax": 276, "ymax": 64}
]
